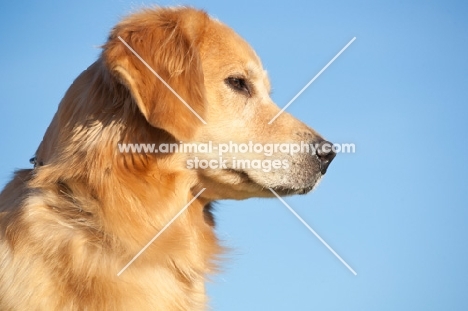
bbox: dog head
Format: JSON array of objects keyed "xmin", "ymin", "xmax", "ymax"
[{"xmin": 103, "ymin": 7, "xmax": 335, "ymax": 200}]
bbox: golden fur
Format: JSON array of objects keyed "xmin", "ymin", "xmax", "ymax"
[{"xmin": 0, "ymin": 7, "xmax": 334, "ymax": 310}]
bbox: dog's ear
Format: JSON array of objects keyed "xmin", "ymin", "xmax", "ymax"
[{"xmin": 103, "ymin": 8, "xmax": 207, "ymax": 141}]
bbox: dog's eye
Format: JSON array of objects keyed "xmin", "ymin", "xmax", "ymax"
[{"xmin": 225, "ymin": 77, "xmax": 251, "ymax": 96}]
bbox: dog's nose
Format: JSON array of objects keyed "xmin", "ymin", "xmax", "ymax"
[{"xmin": 316, "ymin": 141, "xmax": 336, "ymax": 174}]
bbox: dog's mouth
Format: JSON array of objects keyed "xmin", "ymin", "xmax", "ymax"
[
  {"xmin": 270, "ymin": 185, "xmax": 316, "ymax": 195},
  {"xmin": 226, "ymin": 168, "xmax": 320, "ymax": 196},
  {"xmin": 194, "ymin": 152, "xmax": 327, "ymax": 200}
]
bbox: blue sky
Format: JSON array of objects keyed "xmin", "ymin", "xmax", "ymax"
[{"xmin": 1, "ymin": 0, "xmax": 468, "ymax": 310}]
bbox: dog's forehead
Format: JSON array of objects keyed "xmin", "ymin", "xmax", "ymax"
[{"xmin": 201, "ymin": 18, "xmax": 267, "ymax": 79}]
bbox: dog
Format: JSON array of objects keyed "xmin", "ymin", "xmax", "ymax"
[{"xmin": 0, "ymin": 7, "xmax": 335, "ymax": 310}]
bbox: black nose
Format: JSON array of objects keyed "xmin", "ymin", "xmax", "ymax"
[{"xmin": 316, "ymin": 141, "xmax": 336, "ymax": 174}]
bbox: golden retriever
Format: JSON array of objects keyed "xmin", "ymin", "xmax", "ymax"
[{"xmin": 0, "ymin": 7, "xmax": 336, "ymax": 310}]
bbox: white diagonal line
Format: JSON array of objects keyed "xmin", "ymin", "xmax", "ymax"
[
  {"xmin": 268, "ymin": 37, "xmax": 356, "ymax": 124},
  {"xmin": 269, "ymin": 188, "xmax": 357, "ymax": 275},
  {"xmin": 117, "ymin": 188, "xmax": 206, "ymax": 276},
  {"xmin": 117, "ymin": 36, "xmax": 207, "ymax": 125}
]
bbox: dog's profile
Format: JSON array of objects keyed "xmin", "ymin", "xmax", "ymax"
[{"xmin": 0, "ymin": 7, "xmax": 335, "ymax": 310}]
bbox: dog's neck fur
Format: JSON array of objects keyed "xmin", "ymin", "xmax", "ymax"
[{"xmin": 24, "ymin": 58, "xmax": 220, "ymax": 309}]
